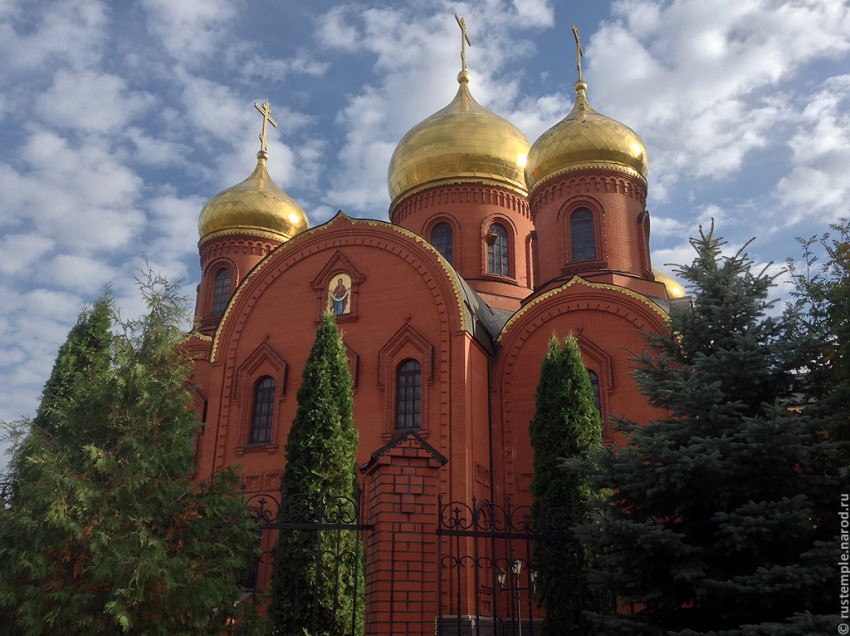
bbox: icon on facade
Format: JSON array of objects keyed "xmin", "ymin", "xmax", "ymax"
[{"xmin": 328, "ymin": 274, "xmax": 352, "ymax": 316}]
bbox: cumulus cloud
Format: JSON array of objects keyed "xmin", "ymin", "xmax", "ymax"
[
  {"xmin": 140, "ymin": 0, "xmax": 240, "ymax": 68},
  {"xmin": 0, "ymin": 0, "xmax": 107, "ymax": 74},
  {"xmin": 36, "ymin": 70, "xmax": 154, "ymax": 133},
  {"xmin": 315, "ymin": 2, "xmax": 554, "ymax": 214},
  {"xmin": 777, "ymin": 74, "xmax": 850, "ymax": 223},
  {"xmin": 589, "ymin": 0, "xmax": 850, "ymax": 196}
]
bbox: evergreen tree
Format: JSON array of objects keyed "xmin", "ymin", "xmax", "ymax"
[
  {"xmin": 0, "ymin": 275, "xmax": 258, "ymax": 635},
  {"xmin": 529, "ymin": 334, "xmax": 603, "ymax": 635},
  {"xmin": 583, "ymin": 224, "xmax": 843, "ymax": 634},
  {"xmin": 270, "ymin": 312, "xmax": 363, "ymax": 636},
  {"xmin": 787, "ymin": 217, "xmax": 850, "ymax": 439}
]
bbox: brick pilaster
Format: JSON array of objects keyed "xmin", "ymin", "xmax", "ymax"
[{"xmin": 361, "ymin": 433, "xmax": 447, "ymax": 635}]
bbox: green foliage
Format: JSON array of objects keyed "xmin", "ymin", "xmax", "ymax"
[
  {"xmin": 583, "ymin": 224, "xmax": 844, "ymax": 634},
  {"xmin": 0, "ymin": 274, "xmax": 258, "ymax": 635},
  {"xmin": 787, "ymin": 217, "xmax": 850, "ymax": 439},
  {"xmin": 270, "ymin": 312, "xmax": 363, "ymax": 636},
  {"xmin": 529, "ymin": 334, "xmax": 604, "ymax": 635}
]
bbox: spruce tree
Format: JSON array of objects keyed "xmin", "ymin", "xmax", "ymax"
[
  {"xmin": 0, "ymin": 276, "xmax": 258, "ymax": 635},
  {"xmin": 787, "ymin": 218, "xmax": 850, "ymax": 440},
  {"xmin": 270, "ymin": 312, "xmax": 363, "ymax": 636},
  {"xmin": 529, "ymin": 334, "xmax": 603, "ymax": 635},
  {"xmin": 584, "ymin": 224, "xmax": 843, "ymax": 634}
]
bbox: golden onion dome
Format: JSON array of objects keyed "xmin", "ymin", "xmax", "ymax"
[
  {"xmin": 198, "ymin": 150, "xmax": 309, "ymax": 243},
  {"xmin": 525, "ymin": 80, "xmax": 648, "ymax": 192},
  {"xmin": 387, "ymin": 70, "xmax": 531, "ymax": 207},
  {"xmin": 652, "ymin": 267, "xmax": 686, "ymax": 299}
]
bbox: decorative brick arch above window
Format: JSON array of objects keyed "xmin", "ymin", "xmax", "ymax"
[
  {"xmin": 481, "ymin": 214, "xmax": 519, "ymax": 280},
  {"xmin": 234, "ymin": 342, "xmax": 287, "ymax": 454},
  {"xmin": 377, "ymin": 324, "xmax": 434, "ymax": 438},
  {"xmin": 557, "ymin": 198, "xmax": 608, "ymax": 274},
  {"xmin": 199, "ymin": 257, "xmax": 238, "ymax": 331},
  {"xmin": 310, "ymin": 250, "xmax": 366, "ymax": 323},
  {"xmin": 574, "ymin": 333, "xmax": 614, "ymax": 441}
]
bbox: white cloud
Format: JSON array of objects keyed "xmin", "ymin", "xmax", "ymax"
[
  {"xmin": 589, "ymin": 0, "xmax": 850, "ymax": 197},
  {"xmin": 36, "ymin": 70, "xmax": 154, "ymax": 133},
  {"xmin": 315, "ymin": 2, "xmax": 552, "ymax": 214},
  {"xmin": 1, "ymin": 130, "xmax": 145, "ymax": 252},
  {"xmin": 777, "ymin": 75, "xmax": 850, "ymax": 223},
  {"xmin": 40, "ymin": 254, "xmax": 116, "ymax": 295},
  {"xmin": 0, "ymin": 233, "xmax": 56, "ymax": 277},
  {"xmin": 649, "ymin": 215, "xmax": 685, "ymax": 239},
  {"xmin": 141, "ymin": 0, "xmax": 240, "ymax": 68},
  {"xmin": 0, "ymin": 0, "xmax": 107, "ymax": 73},
  {"xmin": 510, "ymin": 0, "xmax": 555, "ymax": 28}
]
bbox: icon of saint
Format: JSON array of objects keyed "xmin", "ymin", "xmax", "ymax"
[{"xmin": 329, "ymin": 276, "xmax": 350, "ymax": 315}]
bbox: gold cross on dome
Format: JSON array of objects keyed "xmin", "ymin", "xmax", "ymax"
[
  {"xmin": 254, "ymin": 101, "xmax": 278, "ymax": 152},
  {"xmin": 455, "ymin": 13, "xmax": 472, "ymax": 71},
  {"xmin": 571, "ymin": 25, "xmax": 584, "ymax": 83}
]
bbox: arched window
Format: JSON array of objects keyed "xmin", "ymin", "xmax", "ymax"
[
  {"xmin": 431, "ymin": 222, "xmax": 453, "ymax": 264},
  {"xmin": 396, "ymin": 359, "xmax": 421, "ymax": 430},
  {"xmin": 588, "ymin": 370, "xmax": 601, "ymax": 414},
  {"xmin": 249, "ymin": 376, "xmax": 275, "ymax": 444},
  {"xmin": 571, "ymin": 209, "xmax": 596, "ymax": 261},
  {"xmin": 487, "ymin": 224, "xmax": 509, "ymax": 276},
  {"xmin": 211, "ymin": 268, "xmax": 231, "ymax": 315}
]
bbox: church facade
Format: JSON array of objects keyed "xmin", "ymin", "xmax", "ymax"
[{"xmin": 185, "ymin": 30, "xmax": 684, "ymax": 634}]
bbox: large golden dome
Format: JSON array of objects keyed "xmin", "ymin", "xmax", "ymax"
[
  {"xmin": 387, "ymin": 70, "xmax": 531, "ymax": 207},
  {"xmin": 652, "ymin": 267, "xmax": 686, "ymax": 299},
  {"xmin": 525, "ymin": 81, "xmax": 647, "ymax": 192},
  {"xmin": 198, "ymin": 150, "xmax": 309, "ymax": 243}
]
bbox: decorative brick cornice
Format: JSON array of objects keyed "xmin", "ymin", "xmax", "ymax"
[
  {"xmin": 390, "ymin": 182, "xmax": 531, "ymax": 226},
  {"xmin": 529, "ymin": 170, "xmax": 647, "ymax": 210},
  {"xmin": 199, "ymin": 234, "xmax": 282, "ymax": 265}
]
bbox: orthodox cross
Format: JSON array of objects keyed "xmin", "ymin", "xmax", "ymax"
[
  {"xmin": 455, "ymin": 13, "xmax": 472, "ymax": 71},
  {"xmin": 254, "ymin": 101, "xmax": 277, "ymax": 152},
  {"xmin": 571, "ymin": 25, "xmax": 584, "ymax": 83}
]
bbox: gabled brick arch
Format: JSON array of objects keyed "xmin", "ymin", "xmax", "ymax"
[
  {"xmin": 233, "ymin": 341, "xmax": 288, "ymax": 455},
  {"xmin": 377, "ymin": 323, "xmax": 435, "ymax": 439},
  {"xmin": 310, "ymin": 250, "xmax": 367, "ymax": 322}
]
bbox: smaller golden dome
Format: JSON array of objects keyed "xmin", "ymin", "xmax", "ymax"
[
  {"xmin": 652, "ymin": 267, "xmax": 686, "ymax": 299},
  {"xmin": 387, "ymin": 70, "xmax": 531, "ymax": 207},
  {"xmin": 525, "ymin": 81, "xmax": 648, "ymax": 192},
  {"xmin": 198, "ymin": 151, "xmax": 309, "ymax": 243}
]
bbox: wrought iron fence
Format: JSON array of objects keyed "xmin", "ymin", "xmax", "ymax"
[
  {"xmin": 243, "ymin": 487, "xmax": 371, "ymax": 636},
  {"xmin": 436, "ymin": 496, "xmax": 570, "ymax": 636}
]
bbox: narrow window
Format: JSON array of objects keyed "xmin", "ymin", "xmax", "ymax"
[
  {"xmin": 571, "ymin": 209, "xmax": 596, "ymax": 261},
  {"xmin": 211, "ymin": 268, "xmax": 231, "ymax": 315},
  {"xmin": 396, "ymin": 359, "xmax": 421, "ymax": 430},
  {"xmin": 487, "ymin": 224, "xmax": 509, "ymax": 276},
  {"xmin": 249, "ymin": 376, "xmax": 275, "ymax": 444},
  {"xmin": 431, "ymin": 222, "xmax": 453, "ymax": 264},
  {"xmin": 588, "ymin": 370, "xmax": 601, "ymax": 414}
]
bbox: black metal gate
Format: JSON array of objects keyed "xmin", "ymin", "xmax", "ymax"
[
  {"xmin": 437, "ymin": 497, "xmax": 566, "ymax": 636},
  {"xmin": 243, "ymin": 488, "xmax": 371, "ymax": 636}
]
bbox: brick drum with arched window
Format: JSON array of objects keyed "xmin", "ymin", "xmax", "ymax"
[
  {"xmin": 487, "ymin": 224, "xmax": 509, "ymax": 275},
  {"xmin": 571, "ymin": 209, "xmax": 596, "ymax": 261},
  {"xmin": 211, "ymin": 267, "xmax": 231, "ymax": 315},
  {"xmin": 430, "ymin": 221, "xmax": 453, "ymax": 264}
]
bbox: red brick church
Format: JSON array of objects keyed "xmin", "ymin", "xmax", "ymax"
[{"xmin": 185, "ymin": 24, "xmax": 684, "ymax": 635}]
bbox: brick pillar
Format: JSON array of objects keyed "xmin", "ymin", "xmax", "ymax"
[{"xmin": 361, "ymin": 433, "xmax": 447, "ymax": 636}]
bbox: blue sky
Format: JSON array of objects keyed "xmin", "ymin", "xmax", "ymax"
[{"xmin": 1, "ymin": 0, "xmax": 849, "ymax": 465}]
